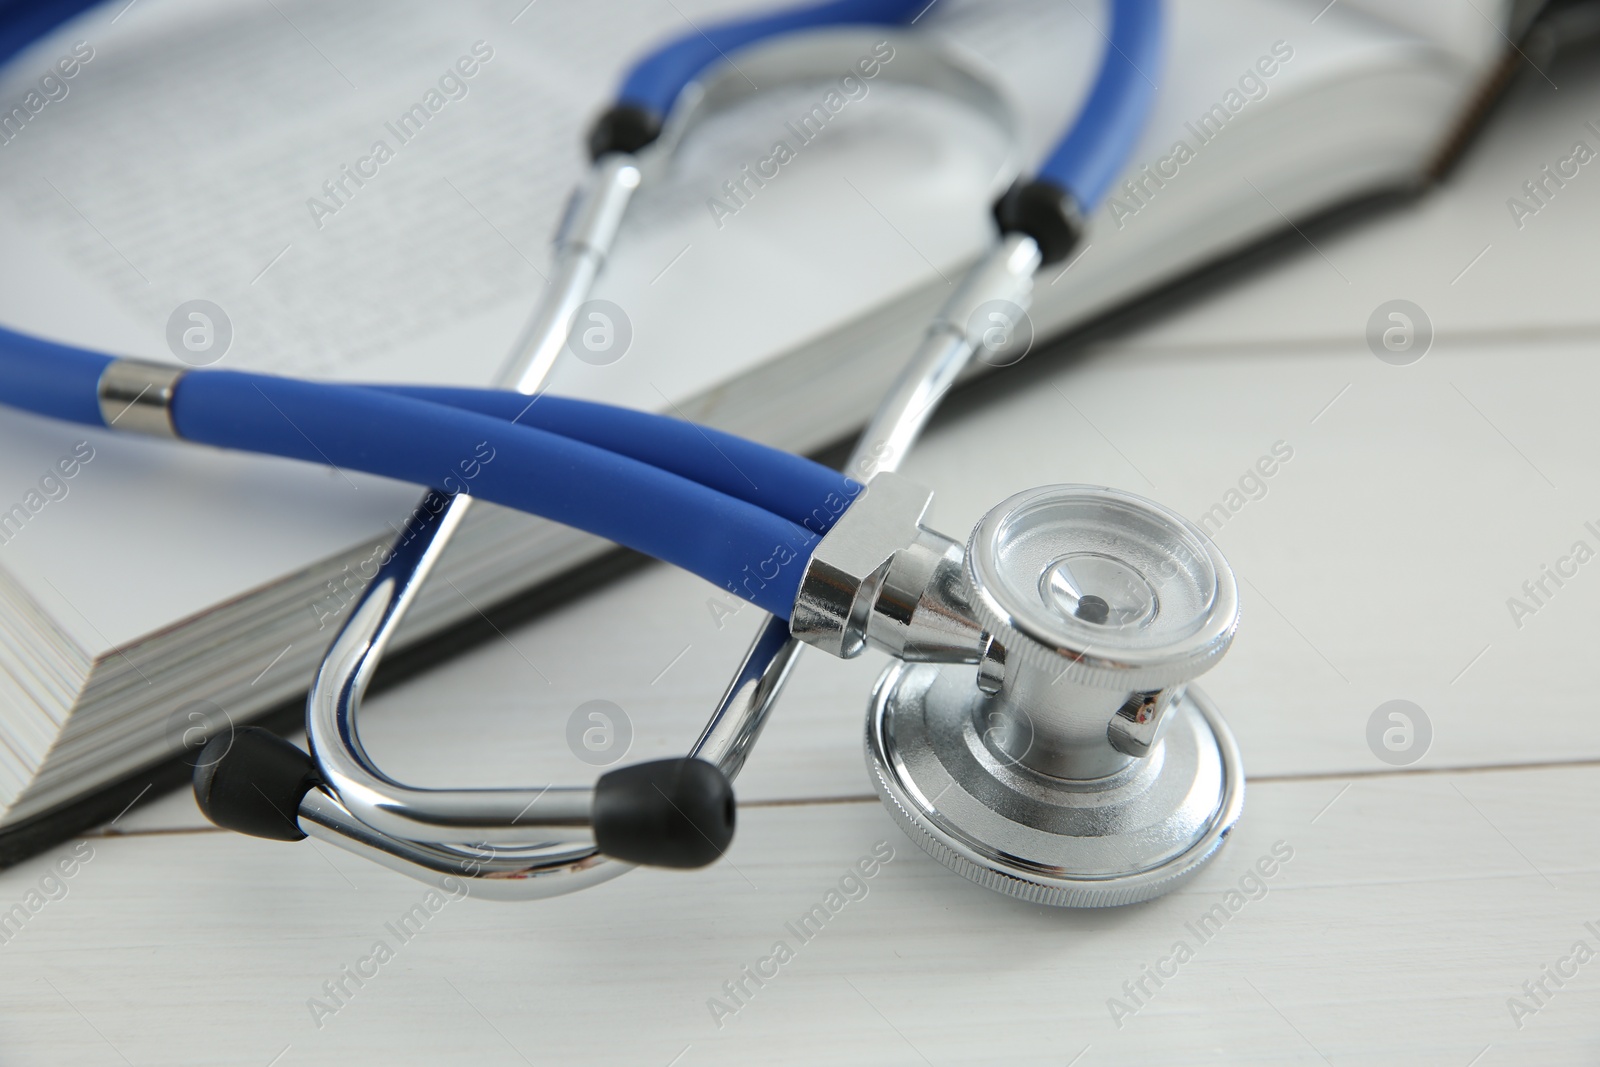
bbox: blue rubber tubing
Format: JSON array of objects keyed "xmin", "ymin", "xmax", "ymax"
[
  {"xmin": 1, "ymin": 0, "xmax": 1163, "ymax": 216},
  {"xmin": 616, "ymin": 0, "xmax": 925, "ymax": 120},
  {"xmin": 0, "ymin": 329, "xmax": 838, "ymax": 614},
  {"xmin": 0, "ymin": 326, "xmax": 856, "ymax": 536},
  {"xmin": 0, "ymin": 0, "xmax": 102, "ymax": 66},
  {"xmin": 0, "ymin": 325, "xmax": 112, "ymax": 424},
  {"xmin": 171, "ymin": 371, "xmax": 816, "ymax": 618},
  {"xmin": 1, "ymin": 0, "xmax": 923, "ymax": 110},
  {"xmin": 1036, "ymin": 0, "xmax": 1163, "ymax": 212},
  {"xmin": 369, "ymin": 385, "xmax": 858, "ymax": 535}
]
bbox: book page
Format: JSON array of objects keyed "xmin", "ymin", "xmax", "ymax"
[{"xmin": 1332, "ymin": 0, "xmax": 1515, "ymax": 65}]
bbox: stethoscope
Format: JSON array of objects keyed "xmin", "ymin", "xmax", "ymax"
[{"xmin": 0, "ymin": 0, "xmax": 1244, "ymax": 908}]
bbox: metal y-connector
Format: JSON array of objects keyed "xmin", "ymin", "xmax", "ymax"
[{"xmin": 790, "ymin": 472, "xmax": 987, "ymax": 664}]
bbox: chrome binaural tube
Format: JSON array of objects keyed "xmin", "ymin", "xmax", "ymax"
[{"xmin": 306, "ymin": 159, "xmax": 641, "ymax": 862}]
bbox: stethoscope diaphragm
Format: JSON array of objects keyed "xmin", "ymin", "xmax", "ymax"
[{"xmin": 868, "ymin": 484, "xmax": 1244, "ymax": 907}]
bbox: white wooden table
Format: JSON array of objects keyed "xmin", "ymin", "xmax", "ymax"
[{"xmin": 4, "ymin": 46, "xmax": 1600, "ymax": 1067}]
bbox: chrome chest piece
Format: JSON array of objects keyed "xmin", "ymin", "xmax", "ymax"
[{"xmin": 793, "ymin": 477, "xmax": 1243, "ymax": 907}]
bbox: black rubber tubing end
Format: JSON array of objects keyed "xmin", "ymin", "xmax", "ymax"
[
  {"xmin": 587, "ymin": 103, "xmax": 663, "ymax": 160},
  {"xmin": 193, "ymin": 727, "xmax": 319, "ymax": 841},
  {"xmin": 592, "ymin": 757, "xmax": 735, "ymax": 869},
  {"xmin": 991, "ymin": 177, "xmax": 1085, "ymax": 266}
]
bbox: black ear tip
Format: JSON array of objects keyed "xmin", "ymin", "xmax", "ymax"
[
  {"xmin": 586, "ymin": 103, "xmax": 663, "ymax": 160},
  {"xmin": 991, "ymin": 177, "xmax": 1084, "ymax": 265},
  {"xmin": 192, "ymin": 727, "xmax": 318, "ymax": 841},
  {"xmin": 592, "ymin": 757, "xmax": 735, "ymax": 869}
]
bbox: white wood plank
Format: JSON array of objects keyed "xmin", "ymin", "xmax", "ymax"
[{"xmin": 7, "ymin": 764, "xmax": 1599, "ymax": 1066}]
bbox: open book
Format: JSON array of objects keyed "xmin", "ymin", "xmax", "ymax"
[{"xmin": 0, "ymin": 0, "xmax": 1535, "ymax": 860}]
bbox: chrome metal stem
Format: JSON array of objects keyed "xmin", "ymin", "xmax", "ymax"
[
  {"xmin": 299, "ymin": 789, "xmax": 630, "ymax": 902},
  {"xmin": 850, "ymin": 234, "xmax": 1042, "ymax": 482},
  {"xmin": 505, "ymin": 155, "xmax": 641, "ymax": 394}
]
